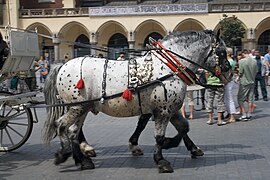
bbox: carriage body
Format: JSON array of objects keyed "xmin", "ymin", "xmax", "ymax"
[
  {"xmin": 1, "ymin": 29, "xmax": 39, "ymax": 79},
  {"xmin": 0, "ymin": 28, "xmax": 42, "ymax": 152}
]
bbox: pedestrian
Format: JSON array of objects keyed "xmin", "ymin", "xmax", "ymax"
[
  {"xmin": 98, "ymin": 53, "xmax": 104, "ymax": 58},
  {"xmin": 254, "ymin": 50, "xmax": 268, "ymax": 101},
  {"xmin": 205, "ymin": 68, "xmax": 227, "ymax": 126},
  {"xmin": 249, "ymin": 49, "xmax": 255, "ymax": 59},
  {"xmin": 181, "ymin": 87, "xmax": 194, "ymax": 120},
  {"xmin": 224, "ymin": 48, "xmax": 237, "ymax": 123},
  {"xmin": 117, "ymin": 52, "xmax": 126, "ymax": 61},
  {"xmin": 264, "ymin": 49, "xmax": 270, "ymax": 86},
  {"xmin": 38, "ymin": 56, "xmax": 49, "ymax": 83},
  {"xmin": 64, "ymin": 53, "xmax": 70, "ymax": 63},
  {"xmin": 237, "ymin": 49, "xmax": 258, "ymax": 121},
  {"xmin": 25, "ymin": 58, "xmax": 41, "ymax": 91},
  {"xmin": 197, "ymin": 68, "xmax": 206, "ymax": 110}
]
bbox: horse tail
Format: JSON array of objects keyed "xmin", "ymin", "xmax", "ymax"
[{"xmin": 42, "ymin": 64, "xmax": 64, "ymax": 144}]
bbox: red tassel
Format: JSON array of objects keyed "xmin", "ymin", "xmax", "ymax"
[
  {"xmin": 122, "ymin": 88, "xmax": 133, "ymax": 101},
  {"xmin": 215, "ymin": 71, "xmax": 222, "ymax": 76},
  {"xmin": 75, "ymin": 78, "xmax": 84, "ymax": 89}
]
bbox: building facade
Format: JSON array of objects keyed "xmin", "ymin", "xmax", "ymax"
[{"xmin": 1, "ymin": 0, "xmax": 270, "ymax": 61}]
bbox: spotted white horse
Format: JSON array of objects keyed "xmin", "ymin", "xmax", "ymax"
[{"xmin": 43, "ymin": 30, "xmax": 231, "ymax": 173}]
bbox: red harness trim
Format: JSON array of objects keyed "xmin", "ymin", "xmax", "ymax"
[{"xmin": 151, "ymin": 39, "xmax": 196, "ymax": 86}]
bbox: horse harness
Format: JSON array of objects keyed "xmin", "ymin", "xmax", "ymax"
[{"xmin": 29, "ymin": 37, "xmax": 227, "ymax": 110}]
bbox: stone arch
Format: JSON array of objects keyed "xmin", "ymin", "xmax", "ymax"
[
  {"xmin": 173, "ymin": 18, "xmax": 205, "ymax": 32},
  {"xmin": 58, "ymin": 21, "xmax": 90, "ymax": 41},
  {"xmin": 255, "ymin": 17, "xmax": 270, "ymax": 54},
  {"xmin": 134, "ymin": 19, "xmax": 167, "ymax": 48},
  {"xmin": 58, "ymin": 21, "xmax": 90, "ymax": 60},
  {"xmin": 96, "ymin": 20, "xmax": 128, "ymax": 48},
  {"xmin": 26, "ymin": 22, "xmax": 53, "ymax": 60}
]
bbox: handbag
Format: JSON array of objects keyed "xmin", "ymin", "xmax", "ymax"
[
  {"xmin": 41, "ymin": 60, "xmax": 48, "ymax": 75},
  {"xmin": 41, "ymin": 70, "xmax": 48, "ymax": 75}
]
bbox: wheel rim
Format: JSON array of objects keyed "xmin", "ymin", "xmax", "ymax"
[{"xmin": 0, "ymin": 93, "xmax": 33, "ymax": 152}]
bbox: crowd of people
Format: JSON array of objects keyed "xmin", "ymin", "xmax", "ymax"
[{"xmin": 182, "ymin": 48, "xmax": 270, "ymax": 126}]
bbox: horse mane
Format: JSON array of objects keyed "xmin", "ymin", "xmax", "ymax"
[{"xmin": 162, "ymin": 30, "xmax": 215, "ymax": 45}]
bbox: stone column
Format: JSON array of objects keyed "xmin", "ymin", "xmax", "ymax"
[
  {"xmin": 247, "ymin": 28, "xmax": 256, "ymax": 50},
  {"xmin": 7, "ymin": 0, "xmax": 19, "ymax": 27},
  {"xmin": 90, "ymin": 32, "xmax": 98, "ymax": 56},
  {"xmin": 52, "ymin": 35, "xmax": 61, "ymax": 64},
  {"xmin": 128, "ymin": 31, "xmax": 135, "ymax": 58}
]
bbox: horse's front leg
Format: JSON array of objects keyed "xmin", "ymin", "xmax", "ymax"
[
  {"xmin": 128, "ymin": 113, "xmax": 152, "ymax": 156},
  {"xmin": 153, "ymin": 115, "xmax": 174, "ymax": 173},
  {"xmin": 169, "ymin": 114, "xmax": 204, "ymax": 158}
]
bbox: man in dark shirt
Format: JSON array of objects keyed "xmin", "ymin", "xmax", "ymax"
[{"xmin": 254, "ymin": 50, "xmax": 268, "ymax": 101}]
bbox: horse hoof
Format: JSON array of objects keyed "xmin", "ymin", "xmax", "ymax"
[
  {"xmin": 80, "ymin": 158, "xmax": 95, "ymax": 170},
  {"xmin": 85, "ymin": 149, "xmax": 97, "ymax": 157},
  {"xmin": 191, "ymin": 147, "xmax": 204, "ymax": 158},
  {"xmin": 132, "ymin": 149, "xmax": 144, "ymax": 156},
  {"xmin": 54, "ymin": 151, "xmax": 72, "ymax": 165},
  {"xmin": 80, "ymin": 142, "xmax": 96, "ymax": 157},
  {"xmin": 158, "ymin": 160, "xmax": 174, "ymax": 173},
  {"xmin": 129, "ymin": 143, "xmax": 144, "ymax": 156}
]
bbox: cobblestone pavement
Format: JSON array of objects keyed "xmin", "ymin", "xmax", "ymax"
[{"xmin": 1, "ymin": 86, "xmax": 270, "ymax": 180}]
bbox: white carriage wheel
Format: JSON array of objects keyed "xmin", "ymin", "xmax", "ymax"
[{"xmin": 0, "ymin": 91, "xmax": 33, "ymax": 152}]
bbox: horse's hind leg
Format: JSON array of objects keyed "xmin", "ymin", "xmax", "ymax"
[
  {"xmin": 78, "ymin": 127, "xmax": 96, "ymax": 157},
  {"xmin": 55, "ymin": 106, "xmax": 95, "ymax": 170},
  {"xmin": 128, "ymin": 113, "xmax": 152, "ymax": 156},
  {"xmin": 69, "ymin": 118, "xmax": 95, "ymax": 170}
]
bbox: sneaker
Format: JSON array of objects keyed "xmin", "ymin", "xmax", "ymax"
[
  {"xmin": 254, "ymin": 97, "xmax": 258, "ymax": 101},
  {"xmin": 263, "ymin": 97, "xmax": 268, "ymax": 101},
  {"xmin": 217, "ymin": 121, "xmax": 227, "ymax": 126},
  {"xmin": 243, "ymin": 116, "xmax": 251, "ymax": 121},
  {"xmin": 206, "ymin": 120, "xmax": 214, "ymax": 125},
  {"xmin": 239, "ymin": 115, "xmax": 248, "ymax": 121}
]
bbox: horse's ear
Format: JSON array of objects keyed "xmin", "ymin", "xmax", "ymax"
[{"xmin": 216, "ymin": 29, "xmax": 221, "ymax": 42}]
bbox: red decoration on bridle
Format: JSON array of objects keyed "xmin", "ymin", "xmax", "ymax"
[{"xmin": 149, "ymin": 38, "xmax": 197, "ymax": 86}]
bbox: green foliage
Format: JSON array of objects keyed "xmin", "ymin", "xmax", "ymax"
[{"xmin": 219, "ymin": 14, "xmax": 246, "ymax": 47}]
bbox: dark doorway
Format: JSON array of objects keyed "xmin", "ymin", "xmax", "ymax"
[
  {"xmin": 74, "ymin": 34, "xmax": 90, "ymax": 58},
  {"xmin": 107, "ymin": 33, "xmax": 128, "ymax": 59},
  {"xmin": 258, "ymin": 29, "xmax": 270, "ymax": 55}
]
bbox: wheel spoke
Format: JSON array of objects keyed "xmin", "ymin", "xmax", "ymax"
[
  {"xmin": 0, "ymin": 130, "xmax": 3, "ymax": 147},
  {"xmin": 8, "ymin": 122, "xmax": 29, "ymax": 126},
  {"xmin": 5, "ymin": 108, "xmax": 14, "ymax": 117},
  {"xmin": 5, "ymin": 111, "xmax": 26, "ymax": 121},
  {"xmin": 4, "ymin": 128, "xmax": 14, "ymax": 145},
  {"xmin": 7, "ymin": 125, "xmax": 24, "ymax": 138}
]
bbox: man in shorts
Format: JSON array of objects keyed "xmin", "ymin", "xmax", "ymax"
[{"xmin": 237, "ymin": 49, "xmax": 258, "ymax": 120}]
